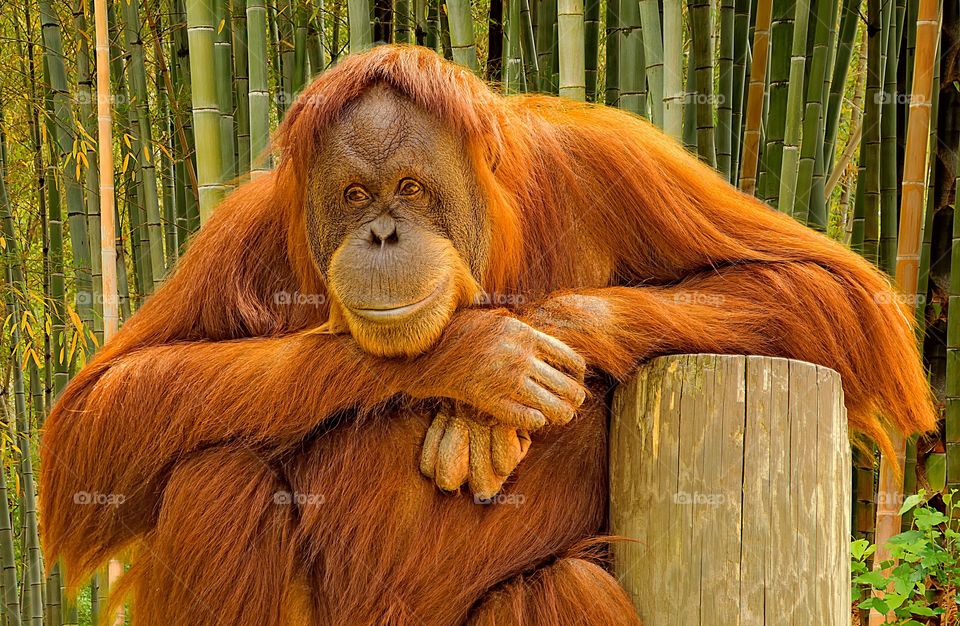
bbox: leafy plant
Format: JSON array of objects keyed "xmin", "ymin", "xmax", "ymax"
[{"xmin": 851, "ymin": 490, "xmax": 960, "ymax": 625}]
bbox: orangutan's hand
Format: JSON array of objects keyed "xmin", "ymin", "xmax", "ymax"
[
  {"xmin": 420, "ymin": 402, "xmax": 532, "ymax": 500},
  {"xmin": 426, "ymin": 312, "xmax": 589, "ymax": 430}
]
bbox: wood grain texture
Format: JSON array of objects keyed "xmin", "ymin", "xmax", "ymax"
[{"xmin": 610, "ymin": 354, "xmax": 851, "ymax": 625}]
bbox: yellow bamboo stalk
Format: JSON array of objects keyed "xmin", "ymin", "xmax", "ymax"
[
  {"xmin": 93, "ymin": 0, "xmax": 122, "ymax": 622},
  {"xmin": 737, "ymin": 0, "xmax": 772, "ymax": 195},
  {"xmin": 870, "ymin": 0, "xmax": 941, "ymax": 623}
]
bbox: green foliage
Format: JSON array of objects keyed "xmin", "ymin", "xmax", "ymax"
[{"xmin": 851, "ymin": 490, "xmax": 960, "ymax": 624}]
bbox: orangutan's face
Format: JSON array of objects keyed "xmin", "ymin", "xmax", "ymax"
[{"xmin": 305, "ymin": 85, "xmax": 489, "ymax": 357}]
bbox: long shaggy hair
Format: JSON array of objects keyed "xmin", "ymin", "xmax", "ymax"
[{"xmin": 40, "ymin": 45, "xmax": 934, "ymax": 624}]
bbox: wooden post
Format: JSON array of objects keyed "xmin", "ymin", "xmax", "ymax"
[{"xmin": 610, "ymin": 354, "xmax": 851, "ymax": 625}]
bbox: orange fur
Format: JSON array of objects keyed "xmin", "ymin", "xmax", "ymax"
[{"xmin": 40, "ymin": 45, "xmax": 934, "ymax": 624}]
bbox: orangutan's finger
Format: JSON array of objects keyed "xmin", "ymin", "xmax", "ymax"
[
  {"xmin": 491, "ymin": 425, "xmax": 525, "ymax": 477},
  {"xmin": 420, "ymin": 411, "xmax": 450, "ymax": 479},
  {"xmin": 518, "ymin": 377, "xmax": 578, "ymax": 425},
  {"xmin": 468, "ymin": 422, "xmax": 507, "ymax": 500},
  {"xmin": 435, "ymin": 417, "xmax": 469, "ymax": 491},
  {"xmin": 531, "ymin": 328, "xmax": 587, "ymax": 379},
  {"xmin": 532, "ymin": 358, "xmax": 588, "ymax": 408}
]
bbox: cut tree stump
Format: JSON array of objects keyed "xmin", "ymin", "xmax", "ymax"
[{"xmin": 610, "ymin": 354, "xmax": 851, "ymax": 625}]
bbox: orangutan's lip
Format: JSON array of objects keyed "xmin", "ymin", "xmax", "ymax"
[{"xmin": 350, "ymin": 278, "xmax": 447, "ymax": 322}]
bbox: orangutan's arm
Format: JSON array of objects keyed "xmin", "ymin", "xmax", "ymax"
[
  {"xmin": 41, "ymin": 308, "xmax": 588, "ymax": 578},
  {"xmin": 521, "ymin": 260, "xmax": 932, "ymax": 443}
]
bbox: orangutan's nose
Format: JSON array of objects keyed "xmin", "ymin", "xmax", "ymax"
[{"xmin": 369, "ymin": 214, "xmax": 399, "ymax": 247}]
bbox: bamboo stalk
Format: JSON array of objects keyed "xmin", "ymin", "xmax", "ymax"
[
  {"xmin": 739, "ymin": 0, "xmax": 772, "ymax": 194},
  {"xmin": 186, "ymin": 0, "xmax": 227, "ymax": 221},
  {"xmin": 446, "ymin": 0, "xmax": 479, "ymax": 71},
  {"xmin": 716, "ymin": 0, "xmax": 734, "ymax": 175},
  {"xmin": 120, "ymin": 0, "xmax": 166, "ymax": 291},
  {"xmin": 870, "ymin": 0, "xmax": 941, "ymax": 622},
  {"xmin": 779, "ymin": 0, "xmax": 819, "ymax": 221},
  {"xmin": 248, "ymin": 0, "xmax": 272, "ymax": 175},
  {"xmin": 0, "ymin": 103, "xmax": 24, "ymax": 626},
  {"xmin": 558, "ymin": 0, "xmax": 586, "ymax": 99},
  {"xmin": 639, "ymin": 0, "xmax": 664, "ymax": 127},
  {"xmin": 728, "ymin": 0, "xmax": 752, "ymax": 183},
  {"xmin": 584, "ymin": 0, "xmax": 600, "ymax": 100},
  {"xmin": 662, "ymin": 0, "xmax": 683, "ymax": 139},
  {"xmin": 619, "ymin": 0, "xmax": 646, "ymax": 115},
  {"xmin": 861, "ymin": 0, "xmax": 883, "ymax": 265},
  {"xmin": 505, "ymin": 0, "xmax": 524, "ymax": 91}
]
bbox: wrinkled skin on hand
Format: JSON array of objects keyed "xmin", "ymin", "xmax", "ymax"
[{"xmin": 420, "ymin": 401, "xmax": 532, "ymax": 499}]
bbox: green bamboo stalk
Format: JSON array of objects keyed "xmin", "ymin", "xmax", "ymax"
[
  {"xmin": 292, "ymin": 0, "xmax": 309, "ymax": 92},
  {"xmin": 878, "ymin": 1, "xmax": 903, "ymax": 275},
  {"xmin": 0, "ymin": 104, "xmax": 24, "ymax": 626},
  {"xmin": 39, "ymin": 0, "xmax": 95, "ymax": 351},
  {"xmin": 639, "ymin": 0, "xmax": 664, "ymax": 126},
  {"xmin": 938, "ymin": 79, "xmax": 960, "ymax": 492},
  {"xmin": 248, "ymin": 0, "xmax": 272, "ymax": 175},
  {"xmin": 716, "ymin": 0, "xmax": 734, "ymax": 174},
  {"xmin": 4, "ymin": 89, "xmax": 42, "ymax": 618},
  {"xmin": 584, "ymin": 0, "xmax": 599, "ymax": 99},
  {"xmin": 774, "ymin": 0, "xmax": 810, "ymax": 215},
  {"xmin": 439, "ymin": 0, "xmax": 454, "ymax": 59},
  {"xmin": 861, "ymin": 0, "xmax": 883, "ymax": 265},
  {"xmin": 538, "ymin": 0, "xmax": 558, "ymax": 93},
  {"xmin": 120, "ymin": 0, "xmax": 166, "ymax": 291},
  {"xmin": 234, "ymin": 0, "xmax": 252, "ymax": 178},
  {"xmin": 793, "ymin": 0, "xmax": 835, "ymax": 229},
  {"xmin": 214, "ymin": 0, "xmax": 237, "ymax": 182},
  {"xmin": 446, "ymin": 0, "xmax": 479, "ymax": 71},
  {"xmin": 505, "ymin": 0, "xmax": 524, "ymax": 90},
  {"xmin": 426, "ymin": 0, "xmax": 440, "ymax": 50},
  {"xmin": 520, "ymin": 0, "xmax": 540, "ymax": 90},
  {"xmin": 688, "ymin": 0, "xmax": 716, "ymax": 165},
  {"xmin": 662, "ymin": 0, "xmax": 682, "ymax": 139},
  {"xmin": 186, "ymin": 0, "xmax": 227, "ymax": 221},
  {"xmin": 823, "ymin": 0, "xmax": 861, "ymax": 170},
  {"xmin": 171, "ymin": 0, "xmax": 202, "ymax": 235},
  {"xmin": 348, "ymin": 0, "xmax": 373, "ymax": 51},
  {"xmin": 682, "ymin": 57, "xmax": 698, "ymax": 150},
  {"xmin": 619, "ymin": 0, "xmax": 646, "ymax": 115},
  {"xmin": 729, "ymin": 0, "xmax": 752, "ymax": 182},
  {"xmin": 558, "ymin": 0, "xmax": 586, "ymax": 99},
  {"xmin": 278, "ymin": 0, "xmax": 295, "ymax": 110},
  {"xmin": 159, "ymin": 83, "xmax": 179, "ymax": 267},
  {"xmin": 604, "ymin": 0, "xmax": 620, "ymax": 105},
  {"xmin": 307, "ymin": 12, "xmax": 325, "ymax": 75},
  {"xmin": 761, "ymin": 0, "xmax": 794, "ymax": 207},
  {"xmin": 397, "ymin": 0, "xmax": 412, "ymax": 42}
]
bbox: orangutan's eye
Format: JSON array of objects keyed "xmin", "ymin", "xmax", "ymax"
[
  {"xmin": 398, "ymin": 178, "xmax": 422, "ymax": 197},
  {"xmin": 344, "ymin": 184, "xmax": 371, "ymax": 205}
]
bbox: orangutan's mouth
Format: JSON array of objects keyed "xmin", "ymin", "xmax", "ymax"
[{"xmin": 350, "ymin": 276, "xmax": 448, "ymax": 323}]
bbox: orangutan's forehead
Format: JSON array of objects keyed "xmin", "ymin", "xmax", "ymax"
[{"xmin": 325, "ymin": 85, "xmax": 454, "ymax": 167}]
